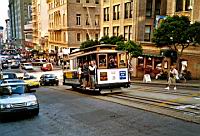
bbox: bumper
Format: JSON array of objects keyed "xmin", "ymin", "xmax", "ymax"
[
  {"xmin": 0, "ymin": 105, "xmax": 39, "ymax": 117},
  {"xmin": 44, "ymin": 80, "xmax": 59, "ymax": 85},
  {"xmin": 96, "ymin": 82, "xmax": 130, "ymax": 89}
]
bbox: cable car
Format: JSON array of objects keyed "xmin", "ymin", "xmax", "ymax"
[{"xmin": 63, "ymin": 44, "xmax": 130, "ymax": 92}]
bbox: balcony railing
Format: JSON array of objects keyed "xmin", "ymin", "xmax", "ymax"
[{"xmin": 82, "ymin": 3, "xmax": 97, "ymax": 8}]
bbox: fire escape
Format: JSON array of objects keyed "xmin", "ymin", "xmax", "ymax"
[{"xmin": 82, "ymin": 0, "xmax": 99, "ymax": 39}]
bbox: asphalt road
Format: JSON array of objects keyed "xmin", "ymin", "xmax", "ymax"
[{"xmin": 0, "ymin": 86, "xmax": 199, "ymax": 136}]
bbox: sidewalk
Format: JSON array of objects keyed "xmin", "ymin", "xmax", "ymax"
[{"xmin": 130, "ymin": 79, "xmax": 200, "ymax": 89}]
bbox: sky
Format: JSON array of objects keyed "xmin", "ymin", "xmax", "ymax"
[{"xmin": 0, "ymin": 0, "xmax": 9, "ymax": 29}]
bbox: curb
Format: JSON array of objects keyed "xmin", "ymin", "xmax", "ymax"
[{"xmin": 130, "ymin": 81, "xmax": 200, "ymax": 90}]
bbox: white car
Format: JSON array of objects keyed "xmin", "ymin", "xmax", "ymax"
[
  {"xmin": 21, "ymin": 63, "xmax": 34, "ymax": 70},
  {"xmin": 0, "ymin": 79, "xmax": 39, "ymax": 121}
]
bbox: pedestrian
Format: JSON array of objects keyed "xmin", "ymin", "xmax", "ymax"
[
  {"xmin": 82, "ymin": 61, "xmax": 89, "ymax": 88},
  {"xmin": 165, "ymin": 65, "xmax": 179, "ymax": 90},
  {"xmin": 89, "ymin": 60, "xmax": 96, "ymax": 89}
]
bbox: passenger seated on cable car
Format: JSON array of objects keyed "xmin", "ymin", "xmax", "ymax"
[
  {"xmin": 99, "ymin": 59, "xmax": 106, "ymax": 67},
  {"xmin": 108, "ymin": 56, "xmax": 117, "ymax": 68},
  {"xmin": 119, "ymin": 60, "xmax": 126, "ymax": 66}
]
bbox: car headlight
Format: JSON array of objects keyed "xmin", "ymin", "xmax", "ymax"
[
  {"xmin": 0, "ymin": 104, "xmax": 12, "ymax": 109},
  {"xmin": 26, "ymin": 100, "xmax": 38, "ymax": 106}
]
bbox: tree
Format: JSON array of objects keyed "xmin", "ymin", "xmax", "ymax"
[
  {"xmin": 116, "ymin": 40, "xmax": 143, "ymax": 59},
  {"xmin": 99, "ymin": 35, "xmax": 124, "ymax": 45},
  {"xmin": 80, "ymin": 39, "xmax": 99, "ymax": 49},
  {"xmin": 152, "ymin": 15, "xmax": 200, "ymax": 70}
]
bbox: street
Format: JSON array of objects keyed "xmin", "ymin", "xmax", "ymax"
[{"xmin": 0, "ymin": 84, "xmax": 200, "ymax": 136}]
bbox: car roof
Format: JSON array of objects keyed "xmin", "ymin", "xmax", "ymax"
[
  {"xmin": 0, "ymin": 79, "xmax": 27, "ymax": 86},
  {"xmin": 2, "ymin": 72, "xmax": 16, "ymax": 74}
]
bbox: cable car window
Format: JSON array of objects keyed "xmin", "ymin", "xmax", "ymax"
[
  {"xmin": 118, "ymin": 53, "xmax": 127, "ymax": 68},
  {"xmin": 98, "ymin": 54, "xmax": 107, "ymax": 68},
  {"xmin": 108, "ymin": 54, "xmax": 117, "ymax": 68}
]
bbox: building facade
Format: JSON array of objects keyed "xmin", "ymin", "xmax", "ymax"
[
  {"xmin": 5, "ymin": 19, "xmax": 12, "ymax": 44},
  {"xmin": 8, "ymin": 0, "xmax": 32, "ymax": 48},
  {"xmin": 46, "ymin": 0, "xmax": 100, "ymax": 55},
  {"xmin": 32, "ymin": 0, "xmax": 49, "ymax": 51},
  {"xmin": 0, "ymin": 26, "xmax": 3, "ymax": 49},
  {"xmin": 100, "ymin": 0, "xmax": 200, "ymax": 79}
]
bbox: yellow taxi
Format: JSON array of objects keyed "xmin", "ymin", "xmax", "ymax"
[{"xmin": 23, "ymin": 75, "xmax": 40, "ymax": 88}]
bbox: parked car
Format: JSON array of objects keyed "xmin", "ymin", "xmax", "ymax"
[
  {"xmin": 0, "ymin": 79, "xmax": 39, "ymax": 121},
  {"xmin": 21, "ymin": 63, "xmax": 33, "ymax": 70},
  {"xmin": 23, "ymin": 75, "xmax": 40, "ymax": 88},
  {"xmin": 39, "ymin": 74, "xmax": 59, "ymax": 86},
  {"xmin": 10, "ymin": 61, "xmax": 20, "ymax": 69},
  {"xmin": 32, "ymin": 59, "xmax": 47, "ymax": 66},
  {"xmin": 41, "ymin": 63, "xmax": 53, "ymax": 71},
  {"xmin": 1, "ymin": 72, "xmax": 18, "ymax": 80}
]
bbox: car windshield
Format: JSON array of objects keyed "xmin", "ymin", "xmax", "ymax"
[
  {"xmin": 24, "ymin": 76, "xmax": 37, "ymax": 80},
  {"xmin": 0, "ymin": 85, "xmax": 27, "ymax": 95},
  {"xmin": 25, "ymin": 63, "xmax": 32, "ymax": 66},
  {"xmin": 44, "ymin": 74, "xmax": 55, "ymax": 78},
  {"xmin": 3, "ymin": 73, "xmax": 17, "ymax": 79}
]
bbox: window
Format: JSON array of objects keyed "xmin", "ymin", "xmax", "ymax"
[
  {"xmin": 185, "ymin": 0, "xmax": 191, "ymax": 11},
  {"xmin": 98, "ymin": 54, "xmax": 107, "ymax": 68},
  {"xmin": 63, "ymin": 32, "xmax": 66, "ymax": 42},
  {"xmin": 176, "ymin": 0, "xmax": 183, "ymax": 12},
  {"xmin": 76, "ymin": 0, "xmax": 80, "ymax": 3},
  {"xmin": 108, "ymin": 54, "xmax": 117, "ymax": 68},
  {"xmin": 77, "ymin": 33, "xmax": 81, "ymax": 41},
  {"xmin": 95, "ymin": 15, "xmax": 99, "ymax": 26},
  {"xmin": 103, "ymin": 27, "xmax": 109, "ymax": 36},
  {"xmin": 113, "ymin": 26, "xmax": 119, "ymax": 36},
  {"xmin": 118, "ymin": 53, "xmax": 127, "ymax": 68},
  {"xmin": 86, "ymin": 33, "xmax": 90, "ymax": 40},
  {"xmin": 124, "ymin": 26, "xmax": 132, "ymax": 41},
  {"xmin": 76, "ymin": 14, "xmax": 81, "ymax": 25},
  {"xmin": 155, "ymin": 0, "xmax": 161, "ymax": 15},
  {"xmin": 95, "ymin": 34, "xmax": 98, "ymax": 40},
  {"xmin": 144, "ymin": 25, "xmax": 151, "ymax": 41},
  {"xmin": 146, "ymin": 0, "xmax": 152, "ymax": 17},
  {"xmin": 95, "ymin": 0, "xmax": 99, "ymax": 4},
  {"xmin": 86, "ymin": 14, "xmax": 90, "ymax": 25},
  {"xmin": 104, "ymin": 7, "xmax": 109, "ymax": 21},
  {"xmin": 86, "ymin": 0, "xmax": 89, "ymax": 3},
  {"xmin": 113, "ymin": 5, "xmax": 120, "ymax": 20},
  {"xmin": 63, "ymin": 14, "xmax": 65, "ymax": 26},
  {"xmin": 124, "ymin": 2, "xmax": 133, "ymax": 19}
]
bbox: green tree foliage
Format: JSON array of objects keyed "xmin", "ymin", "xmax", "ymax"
[
  {"xmin": 116, "ymin": 40, "xmax": 143, "ymax": 57},
  {"xmin": 152, "ymin": 15, "xmax": 200, "ymax": 69},
  {"xmin": 80, "ymin": 39, "xmax": 100, "ymax": 49}
]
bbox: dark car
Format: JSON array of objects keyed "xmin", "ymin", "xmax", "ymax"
[
  {"xmin": 0, "ymin": 79, "xmax": 39, "ymax": 121},
  {"xmin": 39, "ymin": 74, "xmax": 59, "ymax": 86},
  {"xmin": 10, "ymin": 61, "xmax": 20, "ymax": 69}
]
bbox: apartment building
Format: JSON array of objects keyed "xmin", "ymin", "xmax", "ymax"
[
  {"xmin": 32, "ymin": 0, "xmax": 49, "ymax": 50},
  {"xmin": 46, "ymin": 0, "xmax": 100, "ymax": 54},
  {"xmin": 101, "ymin": 0, "xmax": 200, "ymax": 79},
  {"xmin": 8, "ymin": 0, "xmax": 32, "ymax": 48},
  {"xmin": 101, "ymin": 0, "xmax": 166, "ymax": 42},
  {"xmin": 166, "ymin": 0, "xmax": 200, "ymax": 79}
]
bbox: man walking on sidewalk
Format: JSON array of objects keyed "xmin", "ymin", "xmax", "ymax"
[{"xmin": 165, "ymin": 65, "xmax": 179, "ymax": 90}]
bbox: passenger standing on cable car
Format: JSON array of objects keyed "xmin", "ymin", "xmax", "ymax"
[
  {"xmin": 78, "ymin": 63, "xmax": 83, "ymax": 85},
  {"xmin": 83, "ymin": 61, "xmax": 89, "ymax": 88},
  {"xmin": 89, "ymin": 61, "xmax": 96, "ymax": 89}
]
